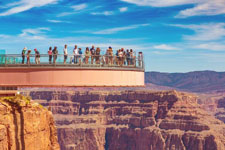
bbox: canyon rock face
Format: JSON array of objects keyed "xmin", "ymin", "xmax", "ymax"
[
  {"xmin": 0, "ymin": 95, "xmax": 60, "ymax": 150},
  {"xmin": 28, "ymin": 90, "xmax": 225, "ymax": 150}
]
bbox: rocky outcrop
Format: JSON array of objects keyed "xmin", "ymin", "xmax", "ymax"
[
  {"xmin": 0, "ymin": 95, "xmax": 60, "ymax": 150},
  {"xmin": 28, "ymin": 90, "xmax": 225, "ymax": 150}
]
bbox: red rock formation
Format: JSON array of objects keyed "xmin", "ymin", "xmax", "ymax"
[
  {"xmin": 0, "ymin": 95, "xmax": 59, "ymax": 150},
  {"xmin": 28, "ymin": 90, "xmax": 225, "ymax": 150}
]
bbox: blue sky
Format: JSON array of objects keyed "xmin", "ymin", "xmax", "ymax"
[{"xmin": 0, "ymin": 0, "xmax": 225, "ymax": 72}]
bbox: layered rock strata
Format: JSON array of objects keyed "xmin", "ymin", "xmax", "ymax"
[
  {"xmin": 0, "ymin": 95, "xmax": 59, "ymax": 150},
  {"xmin": 28, "ymin": 90, "xmax": 225, "ymax": 150}
]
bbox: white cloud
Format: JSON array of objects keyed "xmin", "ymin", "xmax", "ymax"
[
  {"xmin": 57, "ymin": 12, "xmax": 75, "ymax": 17},
  {"xmin": 0, "ymin": 0, "xmax": 58, "ymax": 16},
  {"xmin": 194, "ymin": 43, "xmax": 225, "ymax": 51},
  {"xmin": 120, "ymin": 0, "xmax": 196, "ymax": 7},
  {"xmin": 71, "ymin": 3, "xmax": 87, "ymax": 11},
  {"xmin": 93, "ymin": 24, "xmax": 149, "ymax": 34},
  {"xmin": 120, "ymin": 0, "xmax": 225, "ymax": 18},
  {"xmin": 91, "ymin": 11, "xmax": 114, "ymax": 16},
  {"xmin": 47, "ymin": 19, "xmax": 71, "ymax": 23},
  {"xmin": 19, "ymin": 27, "xmax": 50, "ymax": 40},
  {"xmin": 57, "ymin": 3, "xmax": 89, "ymax": 17},
  {"xmin": 176, "ymin": 0, "xmax": 225, "ymax": 18},
  {"xmin": 47, "ymin": 20, "xmax": 62, "ymax": 23},
  {"xmin": 171, "ymin": 23, "xmax": 225, "ymax": 41},
  {"xmin": 153, "ymin": 44, "xmax": 179, "ymax": 50},
  {"xmin": 119, "ymin": 7, "xmax": 128, "ymax": 12}
]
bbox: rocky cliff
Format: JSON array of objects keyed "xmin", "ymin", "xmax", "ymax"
[
  {"xmin": 0, "ymin": 95, "xmax": 60, "ymax": 150},
  {"xmin": 28, "ymin": 90, "xmax": 225, "ymax": 150}
]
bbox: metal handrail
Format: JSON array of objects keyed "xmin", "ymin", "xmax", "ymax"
[{"xmin": 0, "ymin": 54, "xmax": 145, "ymax": 71}]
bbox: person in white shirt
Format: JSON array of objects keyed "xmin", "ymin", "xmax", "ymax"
[
  {"xmin": 63, "ymin": 44, "xmax": 68, "ymax": 64},
  {"xmin": 73, "ymin": 45, "xmax": 78, "ymax": 64}
]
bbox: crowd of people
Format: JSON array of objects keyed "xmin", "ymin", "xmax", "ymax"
[{"xmin": 21, "ymin": 45, "xmax": 144, "ymax": 67}]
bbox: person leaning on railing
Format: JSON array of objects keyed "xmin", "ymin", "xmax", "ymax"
[
  {"xmin": 34, "ymin": 48, "xmax": 40, "ymax": 64},
  {"xmin": 53, "ymin": 46, "xmax": 58, "ymax": 64}
]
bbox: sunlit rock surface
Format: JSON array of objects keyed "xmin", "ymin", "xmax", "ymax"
[
  {"xmin": 0, "ymin": 95, "xmax": 59, "ymax": 150},
  {"xmin": 28, "ymin": 90, "xmax": 225, "ymax": 150}
]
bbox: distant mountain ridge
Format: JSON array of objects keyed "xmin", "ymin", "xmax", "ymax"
[{"xmin": 145, "ymin": 71, "xmax": 225, "ymax": 92}]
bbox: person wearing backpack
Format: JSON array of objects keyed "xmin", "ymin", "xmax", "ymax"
[
  {"xmin": 34, "ymin": 48, "xmax": 40, "ymax": 64},
  {"xmin": 22, "ymin": 47, "xmax": 27, "ymax": 64}
]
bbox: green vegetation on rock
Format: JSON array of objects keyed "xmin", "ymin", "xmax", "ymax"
[{"xmin": 0, "ymin": 94, "xmax": 31, "ymax": 107}]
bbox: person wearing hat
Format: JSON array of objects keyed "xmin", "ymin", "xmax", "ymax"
[
  {"xmin": 21, "ymin": 47, "xmax": 27, "ymax": 64},
  {"xmin": 34, "ymin": 48, "xmax": 40, "ymax": 64}
]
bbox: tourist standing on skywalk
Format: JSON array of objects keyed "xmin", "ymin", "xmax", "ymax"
[
  {"xmin": 73, "ymin": 45, "xmax": 78, "ymax": 64},
  {"xmin": 78, "ymin": 48, "xmax": 82, "ymax": 64},
  {"xmin": 85, "ymin": 47, "xmax": 90, "ymax": 64},
  {"xmin": 63, "ymin": 45, "xmax": 68, "ymax": 64},
  {"xmin": 21, "ymin": 47, "xmax": 27, "ymax": 64},
  {"xmin": 34, "ymin": 48, "xmax": 40, "ymax": 64},
  {"xmin": 48, "ymin": 47, "xmax": 52, "ymax": 64},
  {"xmin": 53, "ymin": 46, "xmax": 58, "ymax": 64},
  {"xmin": 90, "ymin": 45, "xmax": 95, "ymax": 64},
  {"xmin": 26, "ymin": 50, "xmax": 31, "ymax": 65}
]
